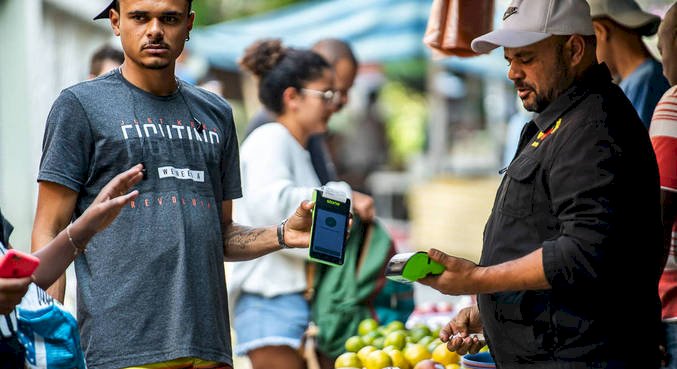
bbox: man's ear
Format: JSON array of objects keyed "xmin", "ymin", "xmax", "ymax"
[
  {"xmin": 187, "ymin": 11, "xmax": 195, "ymax": 32},
  {"xmin": 592, "ymin": 20, "xmax": 609, "ymax": 42},
  {"xmin": 110, "ymin": 9, "xmax": 121, "ymax": 37},
  {"xmin": 566, "ymin": 34, "xmax": 586, "ymax": 67}
]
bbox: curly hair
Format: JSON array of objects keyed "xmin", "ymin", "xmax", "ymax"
[{"xmin": 240, "ymin": 39, "xmax": 331, "ymax": 114}]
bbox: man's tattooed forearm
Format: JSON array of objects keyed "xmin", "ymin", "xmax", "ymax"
[{"xmin": 224, "ymin": 224, "xmax": 266, "ymax": 250}]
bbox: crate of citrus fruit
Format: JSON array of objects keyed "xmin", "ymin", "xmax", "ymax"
[{"xmin": 334, "ymin": 318, "xmax": 488, "ymax": 369}]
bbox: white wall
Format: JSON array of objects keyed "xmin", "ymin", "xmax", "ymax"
[{"xmin": 0, "ymin": 0, "xmax": 115, "ymax": 250}]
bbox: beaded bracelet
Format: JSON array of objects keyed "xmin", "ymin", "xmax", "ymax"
[{"xmin": 66, "ymin": 224, "xmax": 85, "ymax": 256}]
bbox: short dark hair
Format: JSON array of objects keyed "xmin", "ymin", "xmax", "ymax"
[
  {"xmin": 311, "ymin": 38, "xmax": 358, "ymax": 68},
  {"xmin": 113, "ymin": 0, "xmax": 193, "ymax": 14},
  {"xmin": 90, "ymin": 45, "xmax": 124, "ymax": 76}
]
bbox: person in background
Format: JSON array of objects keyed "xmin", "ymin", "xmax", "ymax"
[
  {"xmin": 31, "ymin": 1, "xmax": 315, "ymax": 369},
  {"xmin": 650, "ymin": 3, "xmax": 677, "ymax": 368},
  {"xmin": 198, "ymin": 76, "xmax": 225, "ymax": 98},
  {"xmin": 88, "ymin": 44, "xmax": 124, "ymax": 79},
  {"xmin": 244, "ymin": 38, "xmax": 375, "ymax": 222},
  {"xmin": 420, "ymin": 0, "xmax": 664, "ymax": 367},
  {"xmin": 0, "ymin": 209, "xmax": 13, "ymax": 248},
  {"xmin": 1, "ymin": 165, "xmax": 142, "ymax": 369},
  {"xmin": 589, "ymin": 0, "xmax": 670, "ymax": 128},
  {"xmin": 231, "ymin": 38, "xmax": 352, "ymax": 369}
]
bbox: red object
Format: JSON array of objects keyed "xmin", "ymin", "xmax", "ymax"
[{"xmin": 0, "ymin": 249, "xmax": 40, "ymax": 278}]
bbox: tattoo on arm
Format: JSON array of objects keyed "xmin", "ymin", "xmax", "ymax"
[{"xmin": 223, "ymin": 223, "xmax": 266, "ymax": 250}]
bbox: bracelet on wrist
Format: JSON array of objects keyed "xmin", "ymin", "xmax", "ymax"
[
  {"xmin": 277, "ymin": 218, "xmax": 289, "ymax": 249},
  {"xmin": 66, "ymin": 224, "xmax": 86, "ymax": 257}
]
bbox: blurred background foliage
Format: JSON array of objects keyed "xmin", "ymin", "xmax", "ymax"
[{"xmin": 380, "ymin": 81, "xmax": 428, "ymax": 169}]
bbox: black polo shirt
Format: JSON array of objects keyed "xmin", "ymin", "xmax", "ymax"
[{"xmin": 478, "ymin": 64, "xmax": 664, "ymax": 368}]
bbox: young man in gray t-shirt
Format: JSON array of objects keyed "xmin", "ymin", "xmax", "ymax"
[{"xmin": 32, "ymin": 1, "xmax": 314, "ymax": 368}]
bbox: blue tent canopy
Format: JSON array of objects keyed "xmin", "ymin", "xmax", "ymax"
[
  {"xmin": 189, "ymin": 0, "xmax": 432, "ymax": 71},
  {"xmin": 188, "ymin": 0, "xmax": 509, "ymax": 79}
]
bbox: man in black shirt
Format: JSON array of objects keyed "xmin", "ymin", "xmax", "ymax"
[{"xmin": 421, "ymin": 0, "xmax": 664, "ymax": 368}]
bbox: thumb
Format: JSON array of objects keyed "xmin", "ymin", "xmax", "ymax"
[
  {"xmin": 428, "ymin": 248, "xmax": 452, "ymax": 268},
  {"xmin": 301, "ymin": 200, "xmax": 315, "ymax": 211}
]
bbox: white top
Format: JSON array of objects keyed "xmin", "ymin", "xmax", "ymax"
[{"xmin": 228, "ymin": 123, "xmax": 351, "ymax": 300}]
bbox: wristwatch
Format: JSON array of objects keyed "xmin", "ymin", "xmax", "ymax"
[{"xmin": 277, "ymin": 218, "xmax": 289, "ymax": 249}]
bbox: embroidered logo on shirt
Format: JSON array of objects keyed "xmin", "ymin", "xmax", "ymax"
[{"xmin": 531, "ymin": 118, "xmax": 562, "ymax": 148}]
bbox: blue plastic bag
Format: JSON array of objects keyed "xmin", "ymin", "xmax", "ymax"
[{"xmin": 16, "ymin": 284, "xmax": 86, "ymax": 369}]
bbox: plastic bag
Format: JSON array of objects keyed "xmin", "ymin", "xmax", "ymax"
[{"xmin": 17, "ymin": 283, "xmax": 86, "ymax": 369}]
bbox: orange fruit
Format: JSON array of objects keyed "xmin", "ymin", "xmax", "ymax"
[
  {"xmin": 357, "ymin": 345, "xmax": 378, "ymax": 364},
  {"xmin": 364, "ymin": 350, "xmax": 393, "ymax": 369},
  {"xmin": 387, "ymin": 320, "xmax": 406, "ymax": 332},
  {"xmin": 384, "ymin": 330, "xmax": 408, "ymax": 350},
  {"xmin": 358, "ymin": 318, "xmax": 380, "ymax": 336},
  {"xmin": 362, "ymin": 330, "xmax": 382, "ymax": 345},
  {"xmin": 431, "ymin": 343, "xmax": 460, "ymax": 365},
  {"xmin": 409, "ymin": 326, "xmax": 432, "ymax": 343},
  {"xmin": 334, "ymin": 352, "xmax": 362, "ymax": 368},
  {"xmin": 404, "ymin": 343, "xmax": 431, "ymax": 367},
  {"xmin": 417, "ymin": 335, "xmax": 435, "ymax": 347},
  {"xmin": 382, "ymin": 345, "xmax": 397, "ymax": 353},
  {"xmin": 345, "ymin": 335, "xmax": 366, "ymax": 353},
  {"xmin": 387, "ymin": 349, "xmax": 411, "ymax": 369}
]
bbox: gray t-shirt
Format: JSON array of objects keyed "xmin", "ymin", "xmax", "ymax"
[{"xmin": 38, "ymin": 69, "xmax": 242, "ymax": 369}]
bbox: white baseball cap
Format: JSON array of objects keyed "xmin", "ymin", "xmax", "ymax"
[
  {"xmin": 471, "ymin": 0, "xmax": 595, "ymax": 54},
  {"xmin": 588, "ymin": 0, "xmax": 661, "ymax": 36}
]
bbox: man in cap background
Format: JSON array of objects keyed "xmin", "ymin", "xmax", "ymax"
[
  {"xmin": 420, "ymin": 0, "xmax": 664, "ymax": 367},
  {"xmin": 589, "ymin": 0, "xmax": 670, "ymax": 128}
]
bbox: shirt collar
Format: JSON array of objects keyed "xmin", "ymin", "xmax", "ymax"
[{"xmin": 532, "ymin": 63, "xmax": 612, "ymax": 132}]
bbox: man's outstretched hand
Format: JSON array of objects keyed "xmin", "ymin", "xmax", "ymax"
[{"xmin": 283, "ymin": 200, "xmax": 353, "ymax": 248}]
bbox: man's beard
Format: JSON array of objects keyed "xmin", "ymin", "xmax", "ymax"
[
  {"xmin": 523, "ymin": 90, "xmax": 550, "ymax": 113},
  {"xmin": 142, "ymin": 60, "xmax": 171, "ymax": 70},
  {"xmin": 522, "ymin": 57, "xmax": 571, "ymax": 113}
]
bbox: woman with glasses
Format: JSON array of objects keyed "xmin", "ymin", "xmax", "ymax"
[{"xmin": 229, "ymin": 39, "xmax": 352, "ymax": 369}]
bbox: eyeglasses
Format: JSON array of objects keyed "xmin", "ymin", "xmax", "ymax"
[{"xmin": 301, "ymin": 88, "xmax": 341, "ymax": 105}]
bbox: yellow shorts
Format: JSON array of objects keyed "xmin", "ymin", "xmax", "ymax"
[{"xmin": 124, "ymin": 357, "xmax": 230, "ymax": 369}]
